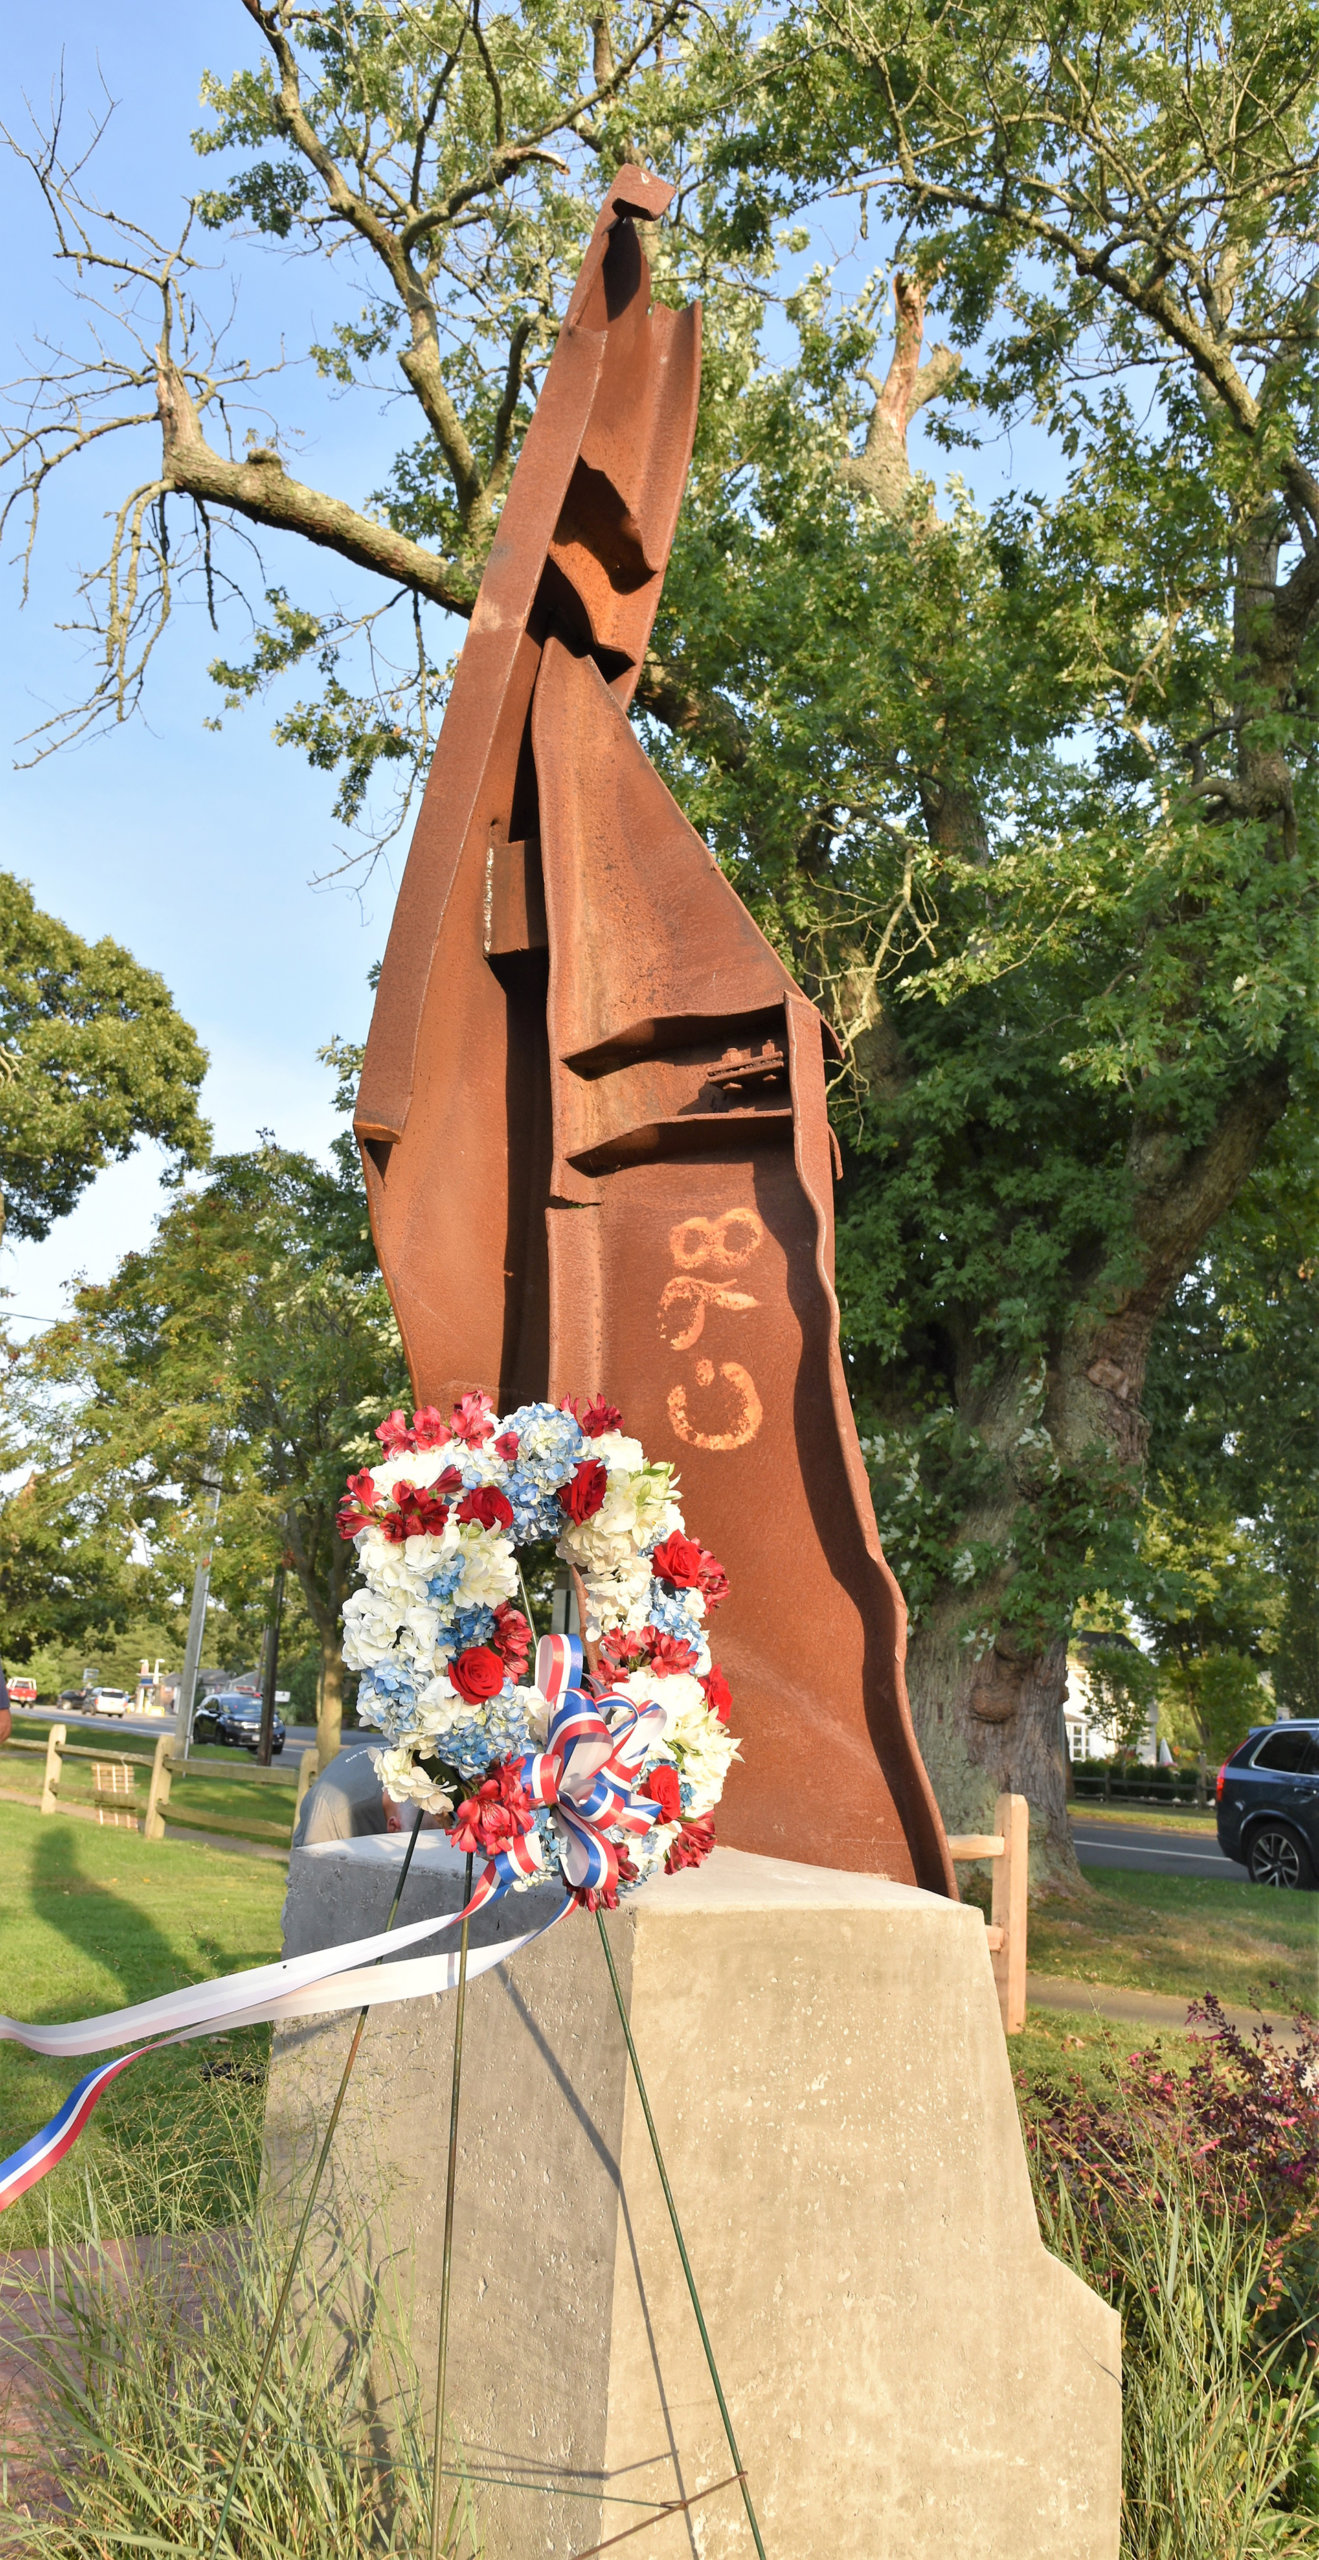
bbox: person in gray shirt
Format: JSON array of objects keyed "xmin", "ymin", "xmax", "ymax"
[
  {"xmin": 292, "ymin": 1742, "xmax": 445, "ymax": 1847},
  {"xmin": 293, "ymin": 1744, "xmax": 390, "ymax": 1846}
]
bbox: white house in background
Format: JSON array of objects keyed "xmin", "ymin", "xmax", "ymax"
[{"xmin": 1063, "ymin": 1632, "xmax": 1159, "ymax": 1765}]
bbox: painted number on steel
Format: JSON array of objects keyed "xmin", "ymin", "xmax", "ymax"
[{"xmin": 663, "ymin": 1209, "xmax": 765, "ymax": 1450}]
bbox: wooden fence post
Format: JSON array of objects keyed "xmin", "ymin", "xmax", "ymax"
[
  {"xmin": 990, "ymin": 1792, "xmax": 1029, "ymax": 2035},
  {"xmin": 40, "ymin": 1723, "xmax": 66, "ymax": 1815},
  {"xmin": 293, "ymin": 1746, "xmax": 319, "ymax": 1833},
  {"xmin": 144, "ymin": 1734, "xmax": 174, "ymax": 1842}
]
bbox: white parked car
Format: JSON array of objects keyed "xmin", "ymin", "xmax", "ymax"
[{"xmin": 89, "ymin": 1687, "xmax": 131, "ymax": 1718}]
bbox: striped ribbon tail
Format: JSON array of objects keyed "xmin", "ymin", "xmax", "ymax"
[
  {"xmin": 535, "ymin": 1630, "xmax": 583, "ymax": 1707},
  {"xmin": 0, "ymin": 1864, "xmax": 570, "ymax": 2216},
  {"xmin": 0, "ymin": 2048, "xmax": 150, "ymax": 2212}
]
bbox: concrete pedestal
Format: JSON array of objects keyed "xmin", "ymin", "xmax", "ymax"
[{"xmin": 266, "ymin": 1841, "xmax": 1120, "ymax": 2557}]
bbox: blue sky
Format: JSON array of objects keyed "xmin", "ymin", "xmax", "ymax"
[{"xmin": 1, "ymin": 4, "xmax": 1049, "ymax": 1332}]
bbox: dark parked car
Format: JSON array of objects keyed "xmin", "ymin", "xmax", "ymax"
[
  {"xmin": 1217, "ymin": 1722, "xmax": 1319, "ymax": 1888},
  {"xmin": 193, "ymin": 1689, "xmax": 286, "ymax": 1756}
]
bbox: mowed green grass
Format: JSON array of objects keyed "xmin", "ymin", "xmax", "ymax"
[
  {"xmin": 1031, "ymin": 1867, "xmax": 1318, "ymax": 2015},
  {"xmin": 0, "ymin": 1800, "xmax": 287, "ymax": 2240}
]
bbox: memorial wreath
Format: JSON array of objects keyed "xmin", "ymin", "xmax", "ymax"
[{"xmin": 339, "ymin": 1391, "xmax": 740, "ymax": 1907}]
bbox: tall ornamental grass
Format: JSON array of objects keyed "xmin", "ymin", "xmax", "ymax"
[
  {"xmin": 0, "ymin": 2070, "xmax": 477, "ymax": 2558},
  {"xmin": 1027, "ymin": 2000, "xmax": 1319, "ymax": 2558}
]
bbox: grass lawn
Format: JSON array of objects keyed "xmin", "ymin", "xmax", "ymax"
[
  {"xmin": 1030, "ymin": 1867, "xmax": 1318, "ymax": 2015},
  {"xmin": 0, "ymin": 1799, "xmax": 287, "ymax": 2242}
]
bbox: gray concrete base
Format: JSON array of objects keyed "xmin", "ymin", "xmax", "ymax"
[{"xmin": 267, "ymin": 1841, "xmax": 1121, "ymax": 2557}]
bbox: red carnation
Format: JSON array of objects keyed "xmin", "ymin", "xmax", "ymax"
[
  {"xmin": 491, "ymin": 1601, "xmax": 532, "ymax": 1677},
  {"xmin": 494, "ymin": 1429, "xmax": 520, "ymax": 1462},
  {"xmin": 599, "ymin": 1628, "xmax": 646, "ymax": 1677},
  {"xmin": 450, "ymin": 1761, "xmax": 536, "ymax": 1856},
  {"xmin": 580, "ymin": 1396, "xmax": 624, "ymax": 1439},
  {"xmin": 448, "ymin": 1645, "xmax": 506, "ymax": 1704},
  {"xmin": 560, "ymin": 1458, "xmax": 608, "ymax": 1523},
  {"xmin": 450, "ymin": 1390, "xmax": 496, "ymax": 1448},
  {"xmin": 412, "ymin": 1405, "xmax": 452, "ymax": 1450},
  {"xmin": 642, "ymin": 1763, "xmax": 682, "ymax": 1824},
  {"xmin": 337, "ymin": 1468, "xmax": 379, "ymax": 1538},
  {"xmin": 376, "ymin": 1408, "xmax": 416, "ymax": 1455},
  {"xmin": 697, "ymin": 1549, "xmax": 729, "ymax": 1608},
  {"xmin": 645, "ymin": 1630, "xmax": 700, "ymax": 1677},
  {"xmin": 665, "ymin": 1814, "xmax": 716, "ymax": 1873},
  {"xmin": 700, "ymin": 1664, "xmax": 733, "ymax": 1723},
  {"xmin": 457, "ymin": 1484, "xmax": 515, "ymax": 1533},
  {"xmin": 652, "ymin": 1532, "xmax": 703, "ymax": 1589},
  {"xmin": 389, "ymin": 1478, "xmax": 454, "ymax": 1538}
]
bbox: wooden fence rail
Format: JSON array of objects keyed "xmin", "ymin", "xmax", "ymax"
[
  {"xmin": 946, "ymin": 1793, "xmax": 1029, "ymax": 2035},
  {"xmin": 2, "ymin": 1724, "xmax": 319, "ymax": 1855}
]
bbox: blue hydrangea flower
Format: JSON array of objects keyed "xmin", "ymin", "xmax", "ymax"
[
  {"xmin": 448, "ymin": 1601, "xmax": 496, "ymax": 1653},
  {"xmin": 647, "ymin": 1583, "xmax": 704, "ymax": 1643},
  {"xmin": 503, "ymin": 1402, "xmax": 586, "ymax": 1491}
]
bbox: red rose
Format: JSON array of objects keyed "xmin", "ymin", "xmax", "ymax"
[
  {"xmin": 700, "ymin": 1664, "xmax": 733, "ymax": 1723},
  {"xmin": 560, "ymin": 1458, "xmax": 608, "ymax": 1523},
  {"xmin": 412, "ymin": 1405, "xmax": 452, "ymax": 1450},
  {"xmin": 494, "ymin": 1430, "xmax": 520, "ymax": 1462},
  {"xmin": 580, "ymin": 1396, "xmax": 624, "ymax": 1439},
  {"xmin": 450, "ymin": 1761, "xmax": 536, "ymax": 1856},
  {"xmin": 448, "ymin": 1646, "xmax": 506, "ymax": 1704},
  {"xmin": 449, "ymin": 1391, "xmax": 496, "ymax": 1447},
  {"xmin": 456, "ymin": 1485, "xmax": 515, "ymax": 1532},
  {"xmin": 375, "ymin": 1408, "xmax": 416, "ymax": 1455},
  {"xmin": 697, "ymin": 1549, "xmax": 729, "ymax": 1608},
  {"xmin": 665, "ymin": 1814, "xmax": 716, "ymax": 1873},
  {"xmin": 652, "ymin": 1533, "xmax": 703, "ymax": 1589},
  {"xmin": 642, "ymin": 1763, "xmax": 682, "ymax": 1823},
  {"xmin": 491, "ymin": 1601, "xmax": 532, "ymax": 1675}
]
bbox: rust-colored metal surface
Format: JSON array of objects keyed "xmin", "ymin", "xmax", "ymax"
[{"xmin": 356, "ymin": 169, "xmax": 954, "ymax": 1895}]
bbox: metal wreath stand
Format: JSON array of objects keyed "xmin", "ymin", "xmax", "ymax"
[{"xmin": 206, "ymin": 1591, "xmax": 767, "ymax": 2560}]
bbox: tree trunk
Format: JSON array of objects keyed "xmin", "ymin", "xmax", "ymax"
[
  {"xmin": 905, "ymin": 1611, "xmax": 1075, "ymax": 1892},
  {"xmin": 316, "ymin": 1634, "xmax": 343, "ymax": 1770}
]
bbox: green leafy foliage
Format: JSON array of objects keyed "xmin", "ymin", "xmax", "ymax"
[
  {"xmin": 2, "ymin": 1132, "xmax": 409, "ymax": 1748},
  {"xmin": 0, "ymin": 873, "xmax": 208, "ymax": 1246}
]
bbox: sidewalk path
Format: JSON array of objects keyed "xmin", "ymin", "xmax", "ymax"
[{"xmin": 1027, "ymin": 1972, "xmax": 1311, "ymax": 2046}]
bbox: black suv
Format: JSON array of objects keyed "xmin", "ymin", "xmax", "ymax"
[
  {"xmin": 1216, "ymin": 1722, "xmax": 1319, "ymax": 1888},
  {"xmin": 193, "ymin": 1690, "xmax": 286, "ymax": 1756}
]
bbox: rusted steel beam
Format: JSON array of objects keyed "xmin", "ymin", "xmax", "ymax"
[{"xmin": 355, "ymin": 169, "xmax": 954, "ymax": 1895}]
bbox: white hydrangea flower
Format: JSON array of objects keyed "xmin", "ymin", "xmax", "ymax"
[
  {"xmin": 450, "ymin": 1523, "xmax": 519, "ymax": 1608},
  {"xmin": 515, "ymin": 1683, "xmax": 551, "ymax": 1745},
  {"xmin": 341, "ymin": 1590, "xmax": 406, "ymax": 1668},
  {"xmin": 588, "ymin": 1431, "xmax": 647, "ymax": 1473},
  {"xmin": 370, "ymin": 1746, "xmax": 454, "ymax": 1813}
]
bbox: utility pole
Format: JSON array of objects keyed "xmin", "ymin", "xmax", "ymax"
[
  {"xmin": 177, "ymin": 1449, "xmax": 225, "ymax": 1761},
  {"xmin": 257, "ymin": 1558, "xmax": 286, "ymax": 1766}
]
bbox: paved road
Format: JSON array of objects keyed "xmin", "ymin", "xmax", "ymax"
[{"xmin": 1072, "ymin": 1818, "xmax": 1245, "ymax": 1883}]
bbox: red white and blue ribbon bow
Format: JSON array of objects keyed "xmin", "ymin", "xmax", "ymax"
[
  {"xmin": 0, "ymin": 1634, "xmax": 670, "ymax": 2214},
  {"xmin": 477, "ymin": 1632, "xmax": 669, "ymax": 1903}
]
